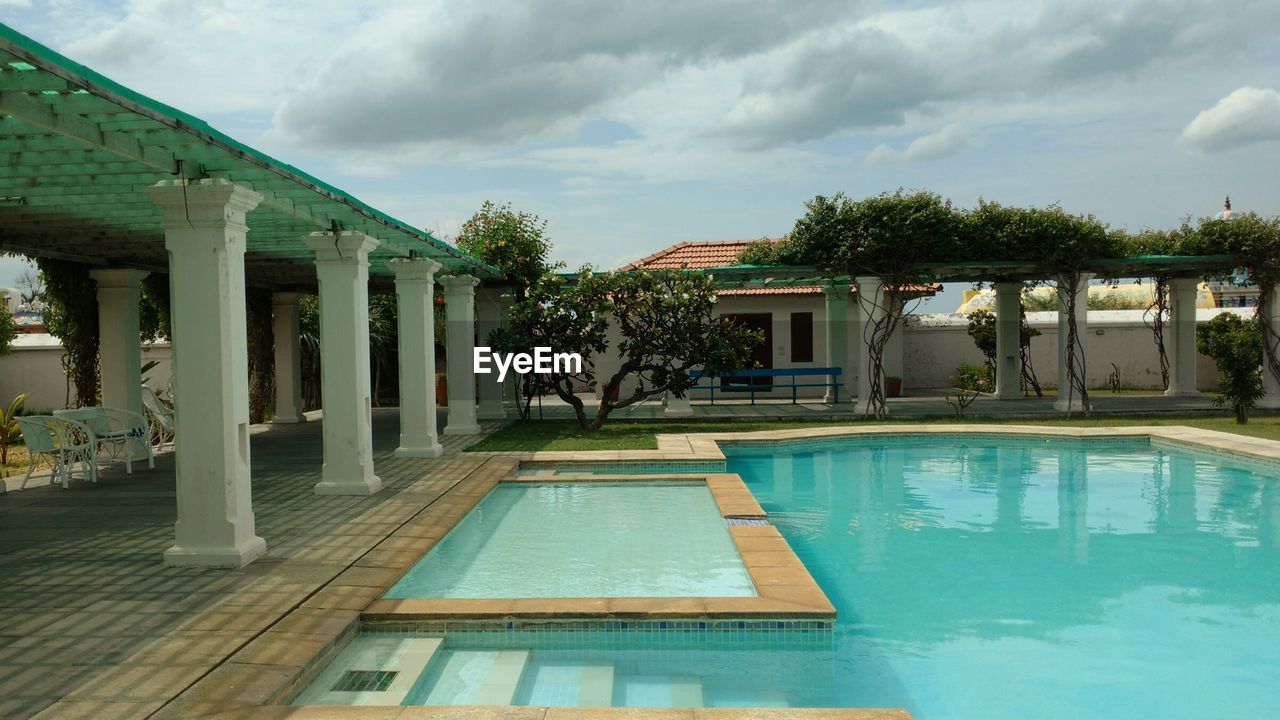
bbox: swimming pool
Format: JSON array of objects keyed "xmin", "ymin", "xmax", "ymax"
[
  {"xmin": 384, "ymin": 482, "xmax": 756, "ymax": 598},
  {"xmin": 305, "ymin": 436, "xmax": 1280, "ymax": 717},
  {"xmin": 724, "ymin": 437, "xmax": 1280, "ymax": 718}
]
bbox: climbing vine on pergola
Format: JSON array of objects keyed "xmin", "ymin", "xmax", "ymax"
[{"xmin": 740, "ymin": 190, "xmax": 1279, "ymax": 419}]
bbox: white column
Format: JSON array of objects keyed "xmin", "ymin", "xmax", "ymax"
[
  {"xmin": 1165, "ymin": 278, "xmax": 1201, "ymax": 398},
  {"xmin": 664, "ymin": 392, "xmax": 693, "ymax": 417},
  {"xmin": 1262, "ymin": 289, "xmax": 1280, "ymax": 408},
  {"xmin": 91, "ymin": 268, "xmax": 149, "ymax": 416},
  {"xmin": 441, "ymin": 275, "xmax": 482, "ymax": 435},
  {"xmin": 271, "ymin": 292, "xmax": 305, "ymax": 423},
  {"xmin": 391, "ymin": 258, "xmax": 443, "ymax": 458},
  {"xmin": 305, "ymin": 231, "xmax": 381, "ymax": 496},
  {"xmin": 846, "ymin": 293, "xmax": 862, "ymax": 401},
  {"xmin": 823, "ymin": 286, "xmax": 848, "ymax": 404},
  {"xmin": 854, "ymin": 276, "xmax": 886, "ymax": 416},
  {"xmin": 500, "ymin": 293, "xmax": 520, "ymax": 408},
  {"xmin": 475, "ymin": 288, "xmax": 507, "ymax": 420},
  {"xmin": 145, "ymin": 179, "xmax": 265, "ymax": 568},
  {"xmin": 994, "ymin": 281, "xmax": 1023, "ymax": 400},
  {"xmin": 1054, "ymin": 273, "xmax": 1092, "ymax": 412}
]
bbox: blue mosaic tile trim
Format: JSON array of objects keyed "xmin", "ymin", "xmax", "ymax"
[
  {"xmin": 720, "ymin": 432, "xmax": 1151, "ymax": 455},
  {"xmin": 516, "ymin": 460, "xmax": 727, "ymax": 476},
  {"xmin": 1150, "ymin": 438, "xmax": 1280, "ymax": 475},
  {"xmin": 361, "ymin": 619, "xmax": 834, "ymax": 650},
  {"xmin": 726, "ymin": 518, "xmax": 769, "ymax": 526}
]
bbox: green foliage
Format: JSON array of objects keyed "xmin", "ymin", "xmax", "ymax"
[
  {"xmin": 966, "ymin": 309, "xmax": 997, "ymax": 365},
  {"xmin": 493, "ymin": 268, "xmax": 762, "ymax": 430},
  {"xmin": 0, "ymin": 393, "xmax": 25, "ymax": 465},
  {"xmin": 36, "ymin": 259, "xmax": 99, "ymax": 407},
  {"xmin": 945, "ymin": 364, "xmax": 990, "ymax": 419},
  {"xmin": 0, "ymin": 309, "xmax": 15, "ymax": 357},
  {"xmin": 299, "ymin": 294, "xmax": 321, "ymax": 410},
  {"xmin": 455, "ymin": 201, "xmax": 560, "ymax": 299},
  {"xmin": 1196, "ymin": 314, "xmax": 1265, "ymax": 424},
  {"xmin": 139, "ymin": 274, "xmax": 171, "ymax": 342},
  {"xmin": 737, "ymin": 236, "xmax": 809, "ymax": 266},
  {"xmin": 368, "ymin": 294, "xmax": 398, "ymax": 406},
  {"xmin": 952, "ymin": 363, "xmax": 993, "ymax": 393},
  {"xmin": 967, "ymin": 200, "xmax": 1117, "ymax": 272},
  {"xmin": 246, "ymin": 289, "xmax": 274, "ymax": 424}
]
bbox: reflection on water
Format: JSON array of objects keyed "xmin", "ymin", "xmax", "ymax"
[{"xmin": 728, "ymin": 441, "xmax": 1280, "ymax": 719}]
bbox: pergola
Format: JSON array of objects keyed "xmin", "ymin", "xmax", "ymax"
[
  {"xmin": 0, "ymin": 25, "xmax": 512, "ymax": 568},
  {"xmin": 700, "ymin": 252, "xmax": 1252, "ymax": 415}
]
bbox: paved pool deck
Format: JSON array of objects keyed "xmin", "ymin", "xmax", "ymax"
[{"xmin": 0, "ymin": 409, "xmax": 503, "ymax": 720}]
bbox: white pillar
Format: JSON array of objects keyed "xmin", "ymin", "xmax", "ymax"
[
  {"xmin": 994, "ymin": 281, "xmax": 1023, "ymax": 400},
  {"xmin": 846, "ymin": 293, "xmax": 861, "ymax": 401},
  {"xmin": 391, "ymin": 258, "xmax": 443, "ymax": 458},
  {"xmin": 475, "ymin": 288, "xmax": 507, "ymax": 420},
  {"xmin": 854, "ymin": 276, "xmax": 886, "ymax": 416},
  {"xmin": 823, "ymin": 286, "xmax": 848, "ymax": 403},
  {"xmin": 91, "ymin": 268, "xmax": 149, "ymax": 416},
  {"xmin": 1054, "ymin": 273, "xmax": 1092, "ymax": 412},
  {"xmin": 1261, "ymin": 289, "xmax": 1280, "ymax": 408},
  {"xmin": 441, "ymin": 275, "xmax": 482, "ymax": 435},
  {"xmin": 305, "ymin": 231, "xmax": 381, "ymax": 496},
  {"xmin": 271, "ymin": 292, "xmax": 305, "ymax": 423},
  {"xmin": 145, "ymin": 179, "xmax": 265, "ymax": 569},
  {"xmin": 1165, "ymin": 278, "xmax": 1201, "ymax": 398},
  {"xmin": 664, "ymin": 392, "xmax": 693, "ymax": 417}
]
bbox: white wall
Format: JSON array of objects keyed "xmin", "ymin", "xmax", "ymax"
[
  {"xmin": 0, "ymin": 334, "xmax": 172, "ymax": 413},
  {"xmin": 904, "ymin": 309, "xmax": 1233, "ymax": 392}
]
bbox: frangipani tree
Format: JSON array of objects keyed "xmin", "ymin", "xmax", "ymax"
[{"xmin": 492, "ymin": 268, "xmax": 761, "ymax": 429}]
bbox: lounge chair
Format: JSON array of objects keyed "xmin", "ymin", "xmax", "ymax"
[{"xmin": 141, "ymin": 385, "xmax": 175, "ymax": 449}]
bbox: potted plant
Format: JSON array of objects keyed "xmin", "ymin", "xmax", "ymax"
[
  {"xmin": 435, "ymin": 373, "xmax": 448, "ymax": 407},
  {"xmin": 885, "ymin": 376, "xmax": 903, "ymax": 398}
]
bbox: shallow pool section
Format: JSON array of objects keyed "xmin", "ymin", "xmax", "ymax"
[{"xmin": 384, "ymin": 482, "xmax": 756, "ymax": 598}]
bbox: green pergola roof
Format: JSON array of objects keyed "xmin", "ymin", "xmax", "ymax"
[
  {"xmin": 698, "ymin": 254, "xmax": 1244, "ymax": 287},
  {"xmin": 0, "ymin": 23, "xmax": 497, "ymax": 288}
]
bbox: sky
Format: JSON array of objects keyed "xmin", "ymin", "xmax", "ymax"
[{"xmin": 2, "ymin": 0, "xmax": 1279, "ymax": 312}]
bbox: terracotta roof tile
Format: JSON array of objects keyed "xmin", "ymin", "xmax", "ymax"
[{"xmin": 619, "ymin": 239, "xmax": 773, "ymax": 271}]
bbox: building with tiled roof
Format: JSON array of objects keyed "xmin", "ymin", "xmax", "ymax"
[{"xmin": 620, "ymin": 239, "xmax": 828, "ymax": 297}]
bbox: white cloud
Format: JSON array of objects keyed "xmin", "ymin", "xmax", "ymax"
[
  {"xmin": 1180, "ymin": 87, "xmax": 1280, "ymax": 151},
  {"xmin": 865, "ymin": 124, "xmax": 970, "ymax": 166}
]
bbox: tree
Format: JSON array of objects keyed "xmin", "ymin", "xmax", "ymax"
[
  {"xmin": 785, "ymin": 190, "xmax": 967, "ymax": 418},
  {"xmin": 1195, "ymin": 213, "xmax": 1280, "ymax": 394},
  {"xmin": 455, "ymin": 201, "xmax": 560, "ymax": 300},
  {"xmin": 1196, "ymin": 313, "xmax": 1264, "ymax": 424},
  {"xmin": 0, "ymin": 309, "xmax": 14, "ymax": 357},
  {"xmin": 492, "ymin": 268, "xmax": 762, "ymax": 429},
  {"xmin": 969, "ymin": 201, "xmax": 1117, "ymax": 415},
  {"xmin": 36, "ymin": 259, "xmax": 99, "ymax": 408}
]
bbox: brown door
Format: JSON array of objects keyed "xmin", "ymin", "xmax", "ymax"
[{"xmin": 722, "ymin": 313, "xmax": 772, "ymax": 388}]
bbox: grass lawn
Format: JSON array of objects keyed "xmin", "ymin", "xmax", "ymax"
[
  {"xmin": 466, "ymin": 414, "xmax": 1280, "ymax": 452},
  {"xmin": 1, "ymin": 445, "xmax": 42, "ymax": 479}
]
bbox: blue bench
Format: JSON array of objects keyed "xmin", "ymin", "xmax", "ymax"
[{"xmin": 688, "ymin": 367, "xmax": 842, "ymax": 405}]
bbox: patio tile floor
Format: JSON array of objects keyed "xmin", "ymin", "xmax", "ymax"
[{"xmin": 0, "ymin": 408, "xmax": 500, "ymax": 720}]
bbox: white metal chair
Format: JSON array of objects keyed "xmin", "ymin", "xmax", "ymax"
[
  {"xmin": 17, "ymin": 415, "xmax": 98, "ymax": 489},
  {"xmin": 53, "ymin": 407, "xmax": 155, "ymax": 474},
  {"xmin": 141, "ymin": 385, "xmax": 175, "ymax": 450}
]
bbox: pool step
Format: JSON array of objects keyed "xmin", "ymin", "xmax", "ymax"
[
  {"xmin": 293, "ymin": 636, "xmax": 443, "ymax": 706},
  {"xmin": 578, "ymin": 662, "xmax": 615, "ymax": 706},
  {"xmin": 474, "ymin": 650, "xmax": 530, "ymax": 704},
  {"xmin": 614, "ymin": 673, "xmax": 705, "ymax": 707}
]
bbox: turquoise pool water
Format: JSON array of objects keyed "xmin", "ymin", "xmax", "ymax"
[
  {"xmin": 384, "ymin": 482, "xmax": 756, "ymax": 598},
  {"xmin": 318, "ymin": 438, "xmax": 1280, "ymax": 716},
  {"xmin": 723, "ymin": 438, "xmax": 1280, "ymax": 718}
]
